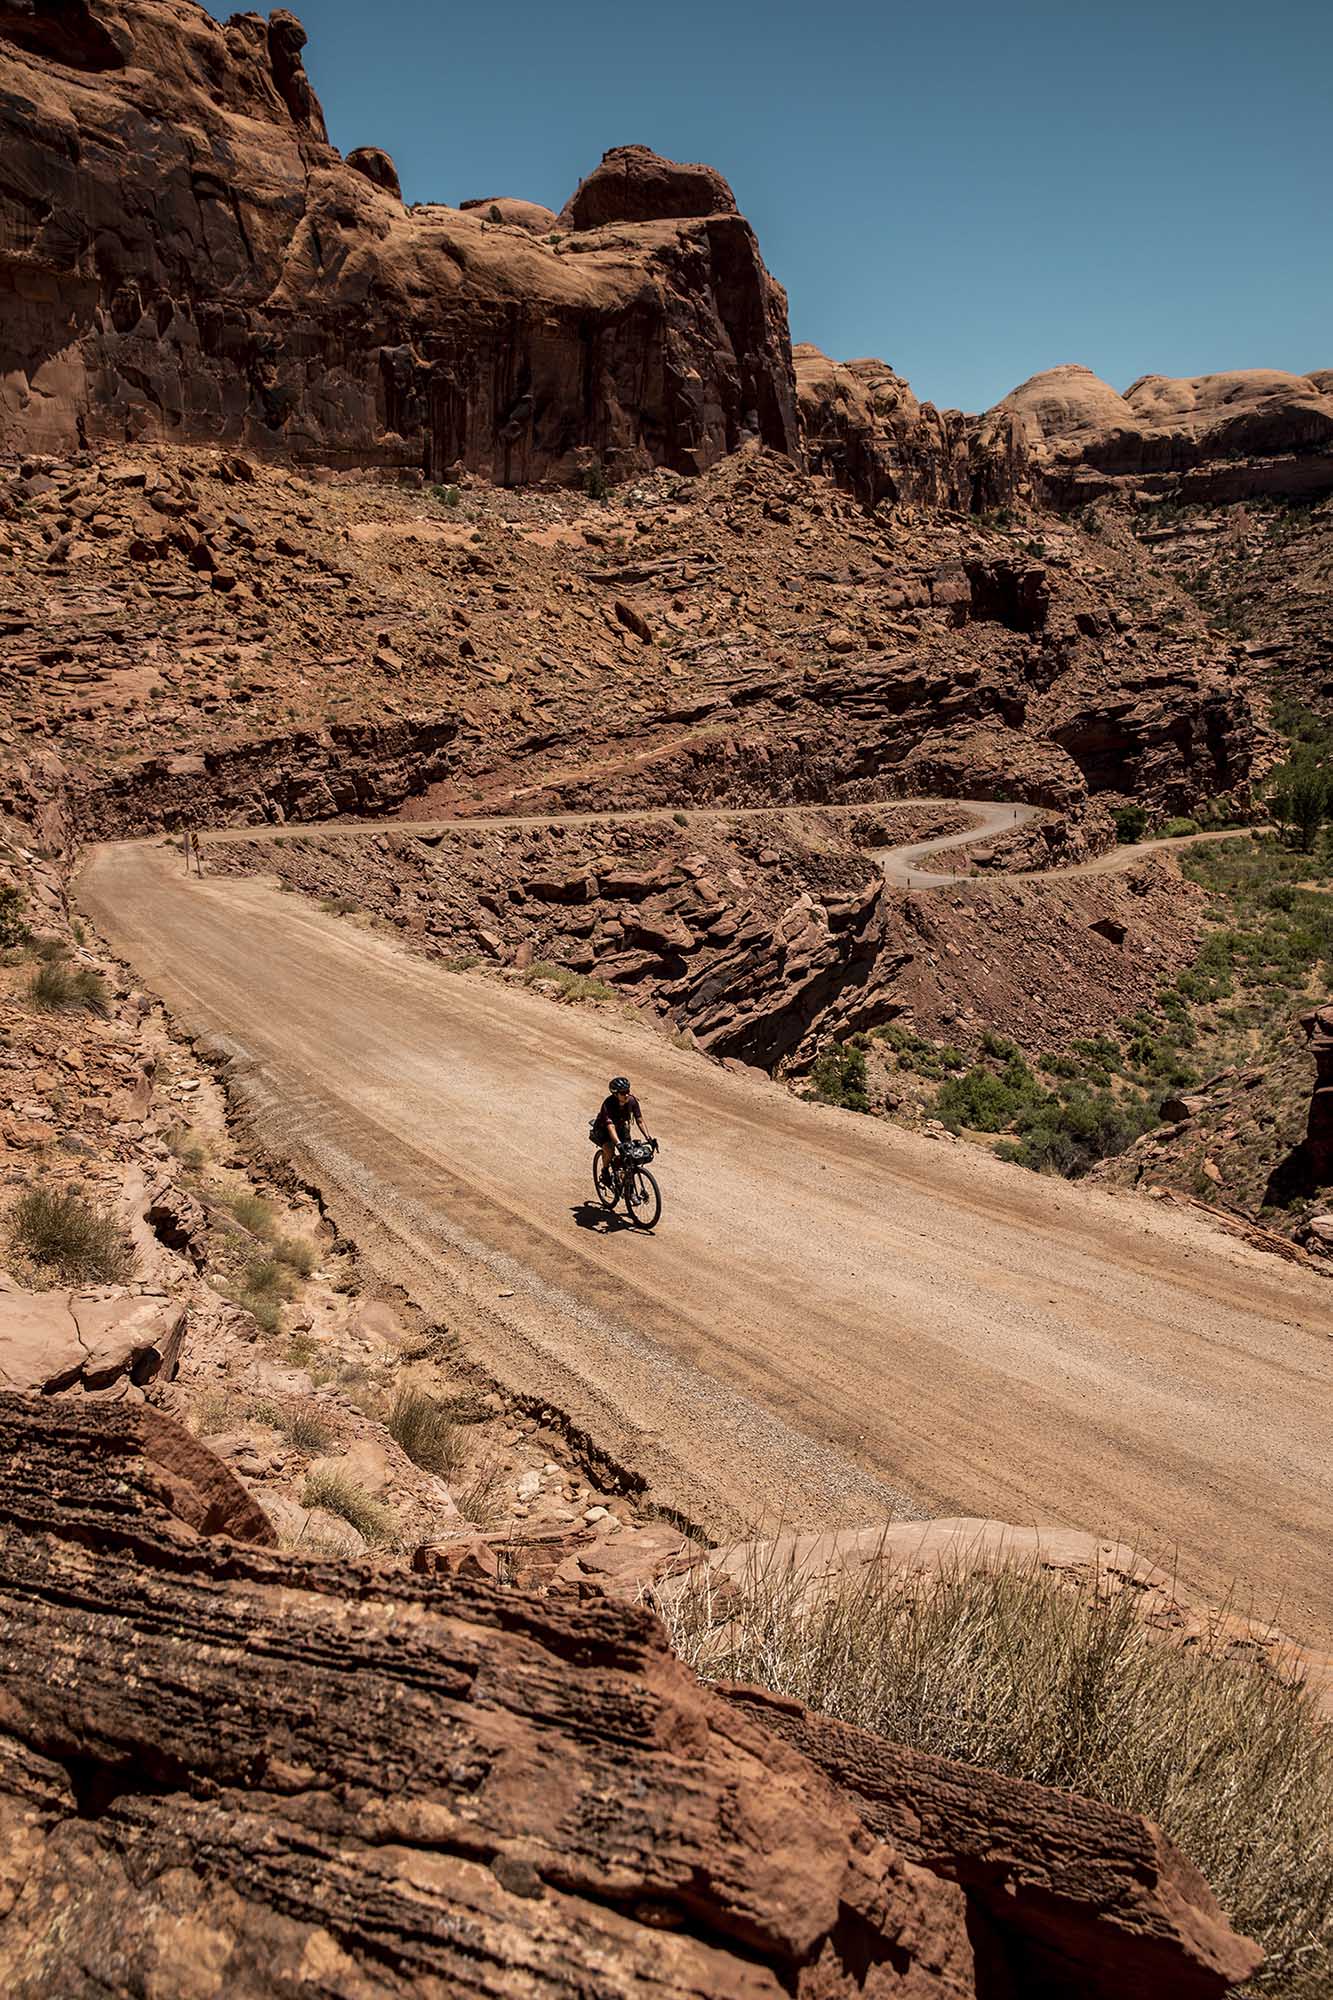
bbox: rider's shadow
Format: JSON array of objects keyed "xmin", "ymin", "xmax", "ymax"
[{"xmin": 570, "ymin": 1203, "xmax": 639, "ymax": 1235}]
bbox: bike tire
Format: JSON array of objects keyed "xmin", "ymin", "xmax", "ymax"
[
  {"xmin": 592, "ymin": 1153, "xmax": 618, "ymax": 1210},
  {"xmin": 625, "ymin": 1167, "xmax": 661, "ymax": 1230}
]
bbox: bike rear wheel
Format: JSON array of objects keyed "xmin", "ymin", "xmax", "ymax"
[
  {"xmin": 592, "ymin": 1152, "xmax": 618, "ymax": 1210},
  {"xmin": 625, "ymin": 1167, "xmax": 661, "ymax": 1230}
]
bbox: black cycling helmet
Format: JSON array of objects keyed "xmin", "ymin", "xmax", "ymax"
[{"xmin": 609, "ymin": 1076, "xmax": 631, "ymax": 1094}]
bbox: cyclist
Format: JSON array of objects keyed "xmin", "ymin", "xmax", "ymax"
[{"xmin": 592, "ymin": 1076, "xmax": 654, "ymax": 1185}]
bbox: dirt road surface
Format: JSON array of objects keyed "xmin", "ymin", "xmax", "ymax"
[{"xmin": 80, "ymin": 839, "xmax": 1333, "ymax": 1645}]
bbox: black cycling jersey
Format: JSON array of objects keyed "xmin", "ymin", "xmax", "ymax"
[{"xmin": 595, "ymin": 1092, "xmax": 641, "ymax": 1142}]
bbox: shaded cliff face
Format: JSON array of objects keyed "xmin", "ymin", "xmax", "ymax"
[{"xmin": 0, "ymin": 2, "xmax": 797, "ymax": 480}]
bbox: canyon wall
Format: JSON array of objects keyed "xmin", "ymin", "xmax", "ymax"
[{"xmin": 0, "ymin": 5, "xmax": 797, "ymax": 480}]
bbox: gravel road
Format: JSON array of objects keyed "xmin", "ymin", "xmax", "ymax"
[{"xmin": 80, "ymin": 836, "xmax": 1333, "ymax": 1645}]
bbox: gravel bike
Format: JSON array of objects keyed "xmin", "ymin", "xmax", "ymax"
[{"xmin": 592, "ymin": 1136, "xmax": 662, "ymax": 1229}]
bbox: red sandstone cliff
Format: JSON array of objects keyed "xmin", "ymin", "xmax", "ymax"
[{"xmin": 0, "ymin": 4, "xmax": 797, "ymax": 480}]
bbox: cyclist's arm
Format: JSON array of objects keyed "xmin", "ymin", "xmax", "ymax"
[{"xmin": 633, "ymin": 1107, "xmax": 654, "ymax": 1140}]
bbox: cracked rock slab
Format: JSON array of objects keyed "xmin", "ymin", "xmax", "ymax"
[{"xmin": 0, "ymin": 1280, "xmax": 185, "ymax": 1394}]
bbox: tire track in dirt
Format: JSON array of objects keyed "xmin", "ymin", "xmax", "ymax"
[{"xmin": 78, "ymin": 835, "xmax": 1333, "ymax": 1647}]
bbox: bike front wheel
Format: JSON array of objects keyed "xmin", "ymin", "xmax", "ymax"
[
  {"xmin": 592, "ymin": 1152, "xmax": 618, "ymax": 1210},
  {"xmin": 624, "ymin": 1167, "xmax": 661, "ymax": 1230}
]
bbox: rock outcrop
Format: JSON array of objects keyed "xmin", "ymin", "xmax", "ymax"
[
  {"xmin": 0, "ymin": 1393, "xmax": 1261, "ymax": 1997},
  {"xmin": 557, "ymin": 142, "xmax": 740, "ymax": 229},
  {"xmin": 1298, "ymin": 1001, "xmax": 1333, "ymax": 1185},
  {"xmin": 794, "ymin": 346, "xmax": 1026, "ymax": 513},
  {"xmin": 0, "ymin": 1275, "xmax": 185, "ymax": 1396},
  {"xmin": 0, "ymin": 3, "xmax": 797, "ymax": 478},
  {"xmin": 985, "ymin": 363, "xmax": 1333, "ymax": 507}
]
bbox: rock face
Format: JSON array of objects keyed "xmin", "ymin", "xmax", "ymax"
[
  {"xmin": 0, "ymin": 1394, "xmax": 1260, "ymax": 1997},
  {"xmin": 1299, "ymin": 1002, "xmax": 1333, "ymax": 1185},
  {"xmin": 0, "ymin": 4, "xmax": 797, "ymax": 478},
  {"xmin": 344, "ymin": 144, "xmax": 401, "ymax": 199},
  {"xmin": 794, "ymin": 346, "xmax": 1024, "ymax": 512},
  {"xmin": 987, "ymin": 363, "xmax": 1333, "ymax": 506},
  {"xmin": 557, "ymin": 142, "xmax": 740, "ymax": 228}
]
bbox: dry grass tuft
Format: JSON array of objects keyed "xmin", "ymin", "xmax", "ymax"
[
  {"xmin": 250, "ymin": 1397, "xmax": 333, "ymax": 1453},
  {"xmin": 7, "ymin": 1183, "xmax": 136, "ymax": 1286},
  {"xmin": 455, "ymin": 1450, "xmax": 506, "ymax": 1527},
  {"xmin": 659, "ymin": 1546, "xmax": 1333, "ymax": 1997},
  {"xmin": 302, "ymin": 1466, "xmax": 396, "ymax": 1547},
  {"xmin": 28, "ymin": 960, "xmax": 110, "ymax": 1015},
  {"xmin": 388, "ymin": 1383, "xmax": 463, "ymax": 1479}
]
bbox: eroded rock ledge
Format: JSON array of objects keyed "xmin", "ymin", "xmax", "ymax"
[{"xmin": 0, "ymin": 1395, "xmax": 1259, "ymax": 1997}]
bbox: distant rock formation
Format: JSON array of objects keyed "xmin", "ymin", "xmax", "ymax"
[
  {"xmin": 985, "ymin": 363, "xmax": 1333, "ymax": 506},
  {"xmin": 557, "ymin": 142, "xmax": 739, "ymax": 229},
  {"xmin": 795, "ymin": 350, "xmax": 1333, "ymax": 514},
  {"xmin": 0, "ymin": 3, "xmax": 797, "ymax": 480}
]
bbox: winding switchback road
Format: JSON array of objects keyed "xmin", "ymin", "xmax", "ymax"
[{"xmin": 78, "ymin": 815, "xmax": 1333, "ymax": 1646}]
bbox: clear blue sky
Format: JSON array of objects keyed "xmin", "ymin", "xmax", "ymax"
[{"xmin": 224, "ymin": 0, "xmax": 1332, "ymax": 413}]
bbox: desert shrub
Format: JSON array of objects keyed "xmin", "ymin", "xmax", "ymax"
[
  {"xmin": 301, "ymin": 1467, "xmax": 396, "ymax": 1546},
  {"xmin": 223, "ymin": 1189, "xmax": 275, "ymax": 1237},
  {"xmin": 241, "ymin": 1255, "xmax": 292, "ymax": 1300},
  {"xmin": 0, "ymin": 883, "xmax": 27, "ymax": 948},
  {"xmin": 165, "ymin": 1124, "xmax": 207, "ymax": 1172},
  {"xmin": 487, "ymin": 202, "xmax": 502, "ymax": 223},
  {"xmin": 8, "ymin": 1183, "xmax": 136, "ymax": 1285},
  {"xmin": 661, "ymin": 1548, "xmax": 1333, "ymax": 1997},
  {"xmin": 455, "ymin": 1451, "xmax": 506, "ymax": 1526},
  {"xmin": 191, "ymin": 1387, "xmax": 233, "ymax": 1436},
  {"xmin": 673, "ymin": 811, "xmax": 688, "ymax": 826},
  {"xmin": 251, "ymin": 1397, "xmax": 332, "ymax": 1452},
  {"xmin": 1000, "ymin": 1086, "xmax": 1157, "ymax": 1176},
  {"xmin": 319, "ymin": 896, "xmax": 358, "ymax": 917},
  {"xmin": 582, "ymin": 461, "xmax": 609, "ymax": 501},
  {"xmin": 809, "ymin": 1041, "xmax": 869, "ymax": 1112},
  {"xmin": 388, "ymin": 1383, "xmax": 463, "ymax": 1479},
  {"xmin": 1158, "ymin": 816, "xmax": 1201, "ymax": 839},
  {"xmin": 1113, "ymin": 804, "xmax": 1148, "ymax": 843},
  {"xmin": 522, "ymin": 960, "xmax": 616, "ymax": 1002},
  {"xmin": 934, "ymin": 1052, "xmax": 1043, "ymax": 1133},
  {"xmin": 28, "ymin": 960, "xmax": 109, "ymax": 1015},
  {"xmin": 274, "ymin": 1235, "xmax": 317, "ymax": 1277}
]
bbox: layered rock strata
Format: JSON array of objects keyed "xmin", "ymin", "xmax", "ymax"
[
  {"xmin": 0, "ymin": 3, "xmax": 797, "ymax": 478},
  {"xmin": 0, "ymin": 1393, "xmax": 1260, "ymax": 1998}
]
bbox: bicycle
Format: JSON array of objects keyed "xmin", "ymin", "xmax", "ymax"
[{"xmin": 592, "ymin": 1136, "xmax": 662, "ymax": 1229}]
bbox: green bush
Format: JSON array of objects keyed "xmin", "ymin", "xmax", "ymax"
[
  {"xmin": 274, "ymin": 1235, "xmax": 317, "ymax": 1277},
  {"xmin": 223, "ymin": 1190, "xmax": 275, "ymax": 1238},
  {"xmin": 1158, "ymin": 816, "xmax": 1201, "ymax": 839},
  {"xmin": 1113, "ymin": 804, "xmax": 1148, "ymax": 843},
  {"xmin": 581, "ymin": 462, "xmax": 609, "ymax": 501},
  {"xmin": 7, "ymin": 1183, "xmax": 136, "ymax": 1285},
  {"xmin": 809, "ymin": 1042, "xmax": 869, "ymax": 1112}
]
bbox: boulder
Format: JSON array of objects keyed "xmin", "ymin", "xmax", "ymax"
[
  {"xmin": 459, "ymin": 196, "xmax": 558, "ymax": 234},
  {"xmin": 557, "ymin": 143, "xmax": 739, "ymax": 229},
  {"xmin": 0, "ymin": 1279, "xmax": 185, "ymax": 1395},
  {"xmin": 345, "ymin": 146, "xmax": 401, "ymax": 199},
  {"xmin": 0, "ymin": 1396, "xmax": 1260, "ymax": 1998}
]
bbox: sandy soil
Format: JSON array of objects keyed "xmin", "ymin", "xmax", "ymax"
[{"xmin": 79, "ymin": 837, "xmax": 1333, "ymax": 1646}]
